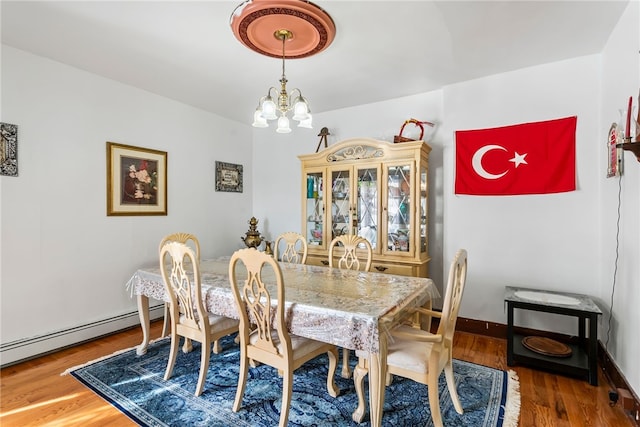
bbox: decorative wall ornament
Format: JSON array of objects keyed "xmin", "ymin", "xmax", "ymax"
[
  {"xmin": 215, "ymin": 161, "xmax": 243, "ymax": 192},
  {"xmin": 315, "ymin": 127, "xmax": 330, "ymax": 153},
  {"xmin": 0, "ymin": 122, "xmax": 18, "ymax": 177},
  {"xmin": 106, "ymin": 142, "xmax": 167, "ymax": 216}
]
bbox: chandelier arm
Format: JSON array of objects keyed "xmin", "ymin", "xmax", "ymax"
[
  {"xmin": 266, "ymin": 87, "xmax": 278, "ymax": 98},
  {"xmin": 289, "ymin": 88, "xmax": 302, "ymax": 101}
]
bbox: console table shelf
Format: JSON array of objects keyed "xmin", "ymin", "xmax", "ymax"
[{"xmin": 504, "ymin": 286, "xmax": 602, "ymax": 386}]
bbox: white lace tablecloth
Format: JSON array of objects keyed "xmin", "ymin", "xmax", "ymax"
[{"xmin": 127, "ymin": 258, "xmax": 439, "ymax": 354}]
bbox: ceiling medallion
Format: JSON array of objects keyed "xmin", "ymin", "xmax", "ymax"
[{"xmin": 230, "ymin": 0, "xmax": 336, "ymax": 59}]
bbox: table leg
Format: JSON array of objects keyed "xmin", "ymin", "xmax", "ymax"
[
  {"xmin": 352, "ymin": 357, "xmax": 368, "ymax": 423},
  {"xmin": 588, "ymin": 314, "xmax": 598, "ymax": 386},
  {"xmin": 368, "ymin": 337, "xmax": 387, "ymax": 427},
  {"xmin": 578, "ymin": 315, "xmax": 586, "ymax": 345},
  {"xmin": 136, "ymin": 294, "xmax": 151, "ymax": 356},
  {"xmin": 421, "ymin": 299, "xmax": 433, "ymax": 332},
  {"xmin": 506, "ymin": 302, "xmax": 514, "ymax": 366}
]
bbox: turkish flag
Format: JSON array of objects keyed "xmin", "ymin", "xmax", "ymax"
[{"xmin": 455, "ymin": 116, "xmax": 576, "ymax": 195}]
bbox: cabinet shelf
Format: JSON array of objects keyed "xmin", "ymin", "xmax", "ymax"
[
  {"xmin": 618, "ymin": 141, "xmax": 640, "ymax": 162},
  {"xmin": 511, "ymin": 333, "xmax": 589, "ymax": 376}
]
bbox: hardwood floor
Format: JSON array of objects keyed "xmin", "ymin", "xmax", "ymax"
[{"xmin": 1, "ymin": 320, "xmax": 634, "ymax": 426}]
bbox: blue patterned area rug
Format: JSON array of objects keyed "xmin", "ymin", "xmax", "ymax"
[{"xmin": 64, "ymin": 335, "xmax": 520, "ymax": 426}]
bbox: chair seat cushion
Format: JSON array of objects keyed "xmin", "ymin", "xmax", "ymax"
[
  {"xmin": 250, "ymin": 329, "xmax": 329, "ymax": 358},
  {"xmin": 180, "ymin": 313, "xmax": 238, "ymax": 331},
  {"xmin": 355, "ymin": 325, "xmax": 441, "ymax": 375},
  {"xmin": 386, "ymin": 325, "xmax": 437, "ymax": 374}
]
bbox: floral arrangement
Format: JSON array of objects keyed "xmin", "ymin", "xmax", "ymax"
[{"xmin": 123, "ymin": 160, "xmax": 157, "ymax": 203}]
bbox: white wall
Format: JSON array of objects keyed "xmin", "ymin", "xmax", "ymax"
[
  {"xmin": 444, "ymin": 56, "xmax": 602, "ymax": 330},
  {"xmin": 1, "ymin": 46, "xmax": 253, "ymax": 363},
  {"xmin": 599, "ymin": 0, "xmax": 640, "ymax": 396},
  {"xmin": 443, "ymin": 1, "xmax": 639, "ymax": 395}
]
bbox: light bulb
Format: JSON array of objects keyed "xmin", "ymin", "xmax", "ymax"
[
  {"xmin": 262, "ymin": 97, "xmax": 277, "ymax": 120},
  {"xmin": 252, "ymin": 110, "xmax": 268, "ymax": 128},
  {"xmin": 298, "ymin": 115, "xmax": 313, "ymax": 129},
  {"xmin": 292, "ymin": 98, "xmax": 310, "ymax": 121},
  {"xmin": 276, "ymin": 115, "xmax": 291, "ymax": 133}
]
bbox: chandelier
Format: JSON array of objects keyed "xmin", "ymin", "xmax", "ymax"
[
  {"xmin": 252, "ymin": 29, "xmax": 311, "ymax": 133},
  {"xmin": 230, "ymin": 0, "xmax": 336, "ymax": 134}
]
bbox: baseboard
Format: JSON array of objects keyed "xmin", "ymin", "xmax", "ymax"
[
  {"xmin": 456, "ymin": 316, "xmax": 584, "ymax": 343},
  {"xmin": 600, "ymin": 344, "xmax": 640, "ymax": 426},
  {"xmin": 455, "ymin": 317, "xmax": 506, "ymax": 338},
  {"xmin": 0, "ymin": 304, "xmax": 164, "ymax": 368},
  {"xmin": 455, "ymin": 316, "xmax": 640, "ymax": 426}
]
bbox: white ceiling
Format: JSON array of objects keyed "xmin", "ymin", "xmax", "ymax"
[{"xmin": 1, "ymin": 1, "xmax": 629, "ymax": 125}]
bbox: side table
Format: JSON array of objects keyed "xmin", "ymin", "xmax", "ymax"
[{"xmin": 505, "ymin": 286, "xmax": 602, "ymax": 386}]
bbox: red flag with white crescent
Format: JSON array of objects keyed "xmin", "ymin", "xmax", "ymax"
[{"xmin": 455, "ymin": 116, "xmax": 576, "ymax": 195}]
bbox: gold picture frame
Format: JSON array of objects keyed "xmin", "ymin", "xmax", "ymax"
[
  {"xmin": 107, "ymin": 142, "xmax": 167, "ymax": 216},
  {"xmin": 215, "ymin": 161, "xmax": 243, "ymax": 193}
]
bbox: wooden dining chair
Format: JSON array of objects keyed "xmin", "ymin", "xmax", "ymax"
[
  {"xmin": 159, "ymin": 232, "xmax": 201, "ymax": 338},
  {"xmin": 328, "ymin": 234, "xmax": 373, "ymax": 272},
  {"xmin": 328, "ymin": 234, "xmax": 373, "ymax": 378},
  {"xmin": 228, "ymin": 248, "xmax": 339, "ymax": 427},
  {"xmin": 273, "ymin": 231, "xmax": 308, "ymax": 264},
  {"xmin": 353, "ymin": 249, "xmax": 468, "ymax": 427},
  {"xmin": 159, "ymin": 240, "xmax": 239, "ymax": 397}
]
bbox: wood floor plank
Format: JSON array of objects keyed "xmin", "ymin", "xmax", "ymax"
[{"xmin": 1, "ymin": 321, "xmax": 635, "ymax": 426}]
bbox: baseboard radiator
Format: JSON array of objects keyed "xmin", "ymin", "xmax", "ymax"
[{"xmin": 0, "ymin": 304, "xmax": 164, "ymax": 367}]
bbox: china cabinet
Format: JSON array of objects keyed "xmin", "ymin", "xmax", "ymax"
[{"xmin": 299, "ymin": 137, "xmax": 431, "ymax": 277}]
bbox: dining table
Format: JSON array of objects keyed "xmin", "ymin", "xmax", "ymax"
[{"xmin": 126, "ymin": 256, "xmax": 439, "ymax": 426}]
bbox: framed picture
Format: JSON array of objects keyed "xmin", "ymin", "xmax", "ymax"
[
  {"xmin": 1, "ymin": 122, "xmax": 18, "ymax": 177},
  {"xmin": 215, "ymin": 161, "xmax": 243, "ymax": 193},
  {"xmin": 106, "ymin": 142, "xmax": 167, "ymax": 216}
]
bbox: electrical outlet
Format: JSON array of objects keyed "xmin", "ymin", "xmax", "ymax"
[{"xmin": 609, "ymin": 390, "xmax": 619, "ymax": 405}]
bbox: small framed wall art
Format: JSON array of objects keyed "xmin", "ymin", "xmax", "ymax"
[
  {"xmin": 215, "ymin": 161, "xmax": 243, "ymax": 192},
  {"xmin": 106, "ymin": 142, "xmax": 167, "ymax": 216},
  {"xmin": 1, "ymin": 122, "xmax": 18, "ymax": 177}
]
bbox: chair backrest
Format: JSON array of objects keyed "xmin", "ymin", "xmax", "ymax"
[
  {"xmin": 159, "ymin": 241, "xmax": 206, "ymax": 331},
  {"xmin": 229, "ymin": 248, "xmax": 291, "ymax": 357},
  {"xmin": 273, "ymin": 232, "xmax": 308, "ymax": 264},
  {"xmin": 436, "ymin": 249, "xmax": 468, "ymax": 345},
  {"xmin": 159, "ymin": 232, "xmax": 201, "ymax": 260},
  {"xmin": 328, "ymin": 235, "xmax": 373, "ymax": 271}
]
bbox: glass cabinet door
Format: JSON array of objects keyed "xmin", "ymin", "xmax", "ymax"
[
  {"xmin": 330, "ymin": 169, "xmax": 351, "ymax": 241},
  {"xmin": 304, "ymin": 170, "xmax": 325, "ymax": 247},
  {"xmin": 356, "ymin": 167, "xmax": 378, "ymax": 250},
  {"xmin": 386, "ymin": 164, "xmax": 412, "ymax": 254},
  {"xmin": 419, "ymin": 166, "xmax": 428, "ymax": 253}
]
